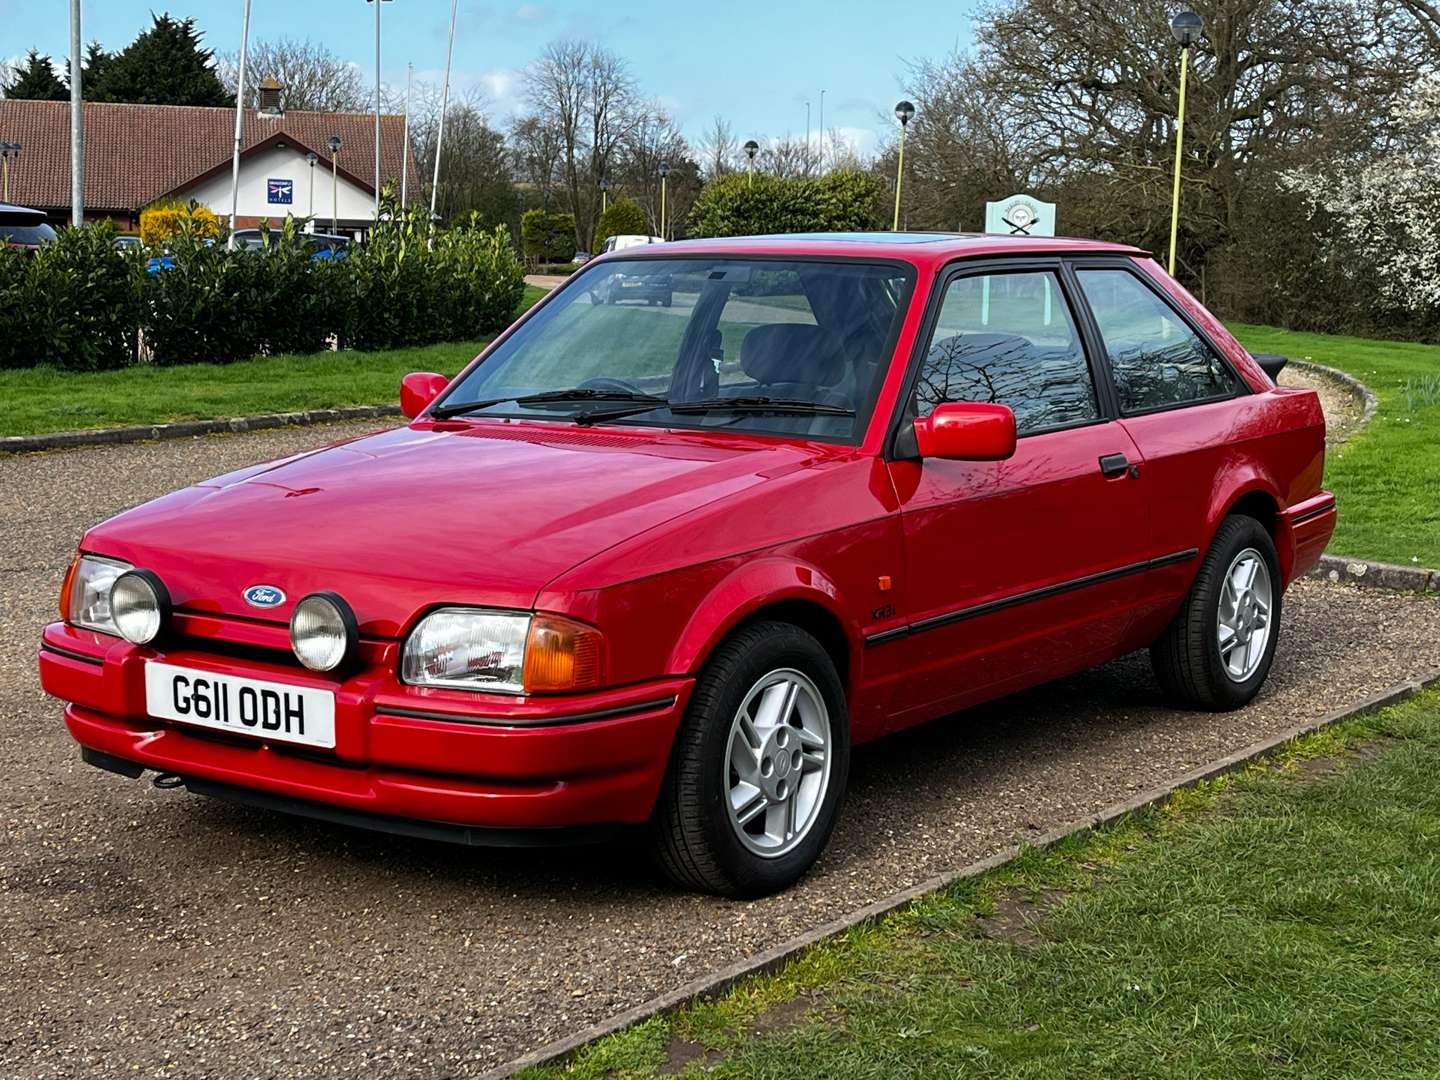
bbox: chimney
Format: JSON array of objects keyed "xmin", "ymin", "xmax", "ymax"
[{"xmin": 258, "ymin": 77, "xmax": 284, "ymax": 117}]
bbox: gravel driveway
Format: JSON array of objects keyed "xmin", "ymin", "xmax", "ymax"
[{"xmin": 3, "ymin": 423, "xmax": 1438, "ymax": 1079}]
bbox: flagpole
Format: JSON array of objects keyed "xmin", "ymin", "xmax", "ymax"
[
  {"xmin": 227, "ymin": 0, "xmax": 252, "ymax": 248},
  {"xmin": 70, "ymin": 0, "xmax": 84, "ymax": 225},
  {"xmin": 430, "ymin": 0, "xmax": 458, "ymax": 222},
  {"xmin": 401, "ymin": 62, "xmax": 412, "ymax": 206}
]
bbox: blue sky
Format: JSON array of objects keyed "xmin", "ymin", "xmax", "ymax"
[{"xmin": 2, "ymin": 1, "xmax": 980, "ymax": 155}]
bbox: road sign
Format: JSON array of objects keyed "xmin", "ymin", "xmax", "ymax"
[{"xmin": 984, "ymin": 193, "xmax": 1056, "ymax": 237}]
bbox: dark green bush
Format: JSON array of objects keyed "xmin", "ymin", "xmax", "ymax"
[
  {"xmin": 19, "ymin": 221, "xmax": 142, "ymax": 371},
  {"xmin": 596, "ymin": 197, "xmax": 648, "ymax": 247},
  {"xmin": 687, "ymin": 169, "xmax": 886, "ymax": 239},
  {"xmin": 0, "ymin": 247, "xmax": 34, "ymax": 370},
  {"xmin": 520, "ymin": 208, "xmax": 576, "ymax": 262}
]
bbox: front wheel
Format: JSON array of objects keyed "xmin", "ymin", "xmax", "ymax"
[
  {"xmin": 650, "ymin": 621, "xmax": 849, "ymax": 897},
  {"xmin": 1150, "ymin": 515, "xmax": 1282, "ymax": 710}
]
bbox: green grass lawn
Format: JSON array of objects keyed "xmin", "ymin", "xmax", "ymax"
[
  {"xmin": 1230, "ymin": 324, "xmax": 1440, "ymax": 567},
  {"xmin": 0, "ymin": 284, "xmax": 550, "ymax": 438},
  {"xmin": 524, "ymin": 690, "xmax": 1440, "ymax": 1079}
]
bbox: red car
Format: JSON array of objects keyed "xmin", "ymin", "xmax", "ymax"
[{"xmin": 39, "ymin": 233, "xmax": 1335, "ymax": 896}]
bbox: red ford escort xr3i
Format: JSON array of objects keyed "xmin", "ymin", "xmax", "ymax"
[{"xmin": 39, "ymin": 233, "xmax": 1336, "ymax": 897}]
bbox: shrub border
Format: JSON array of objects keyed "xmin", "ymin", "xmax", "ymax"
[{"xmin": 482, "ymin": 667, "xmax": 1440, "ymax": 1080}]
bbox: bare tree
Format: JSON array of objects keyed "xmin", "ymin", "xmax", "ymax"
[
  {"xmin": 613, "ymin": 105, "xmax": 698, "ymax": 236},
  {"xmin": 406, "ymin": 82, "xmax": 516, "ymax": 227},
  {"xmin": 509, "ymin": 114, "xmax": 564, "ymax": 213},
  {"xmin": 760, "ymin": 135, "xmax": 820, "ymax": 178},
  {"xmin": 218, "ymin": 37, "xmax": 368, "ymax": 112},
  {"xmin": 973, "ymin": 0, "xmax": 1421, "ymax": 272},
  {"xmin": 523, "ymin": 39, "xmax": 639, "ymax": 249},
  {"xmin": 699, "ymin": 114, "xmax": 737, "ymax": 179}
]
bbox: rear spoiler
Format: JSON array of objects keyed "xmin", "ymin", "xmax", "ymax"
[{"xmin": 1251, "ymin": 353, "xmax": 1288, "ymax": 379}]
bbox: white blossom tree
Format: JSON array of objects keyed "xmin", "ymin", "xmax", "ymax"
[{"xmin": 1286, "ymin": 75, "xmax": 1440, "ymax": 313}]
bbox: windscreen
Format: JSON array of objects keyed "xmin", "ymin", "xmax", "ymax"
[{"xmin": 441, "ymin": 256, "xmax": 913, "ymax": 442}]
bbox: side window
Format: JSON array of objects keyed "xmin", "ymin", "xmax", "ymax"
[
  {"xmin": 1077, "ymin": 269, "xmax": 1239, "ymax": 413},
  {"xmin": 914, "ymin": 270, "xmax": 1098, "ymax": 435}
]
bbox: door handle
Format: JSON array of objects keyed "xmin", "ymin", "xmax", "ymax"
[{"xmin": 1099, "ymin": 452, "xmax": 1139, "ymax": 479}]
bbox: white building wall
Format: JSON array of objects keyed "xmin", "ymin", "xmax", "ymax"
[{"xmin": 178, "ymin": 143, "xmax": 375, "ymax": 234}]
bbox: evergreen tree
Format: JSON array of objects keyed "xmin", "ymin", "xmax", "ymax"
[
  {"xmin": 92, "ymin": 14, "xmax": 231, "ymax": 107},
  {"xmin": 3, "ymin": 50, "xmax": 68, "ymax": 101},
  {"xmin": 76, "ymin": 42, "xmax": 113, "ymax": 100}
]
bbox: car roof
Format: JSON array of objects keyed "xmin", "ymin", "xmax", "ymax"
[
  {"xmin": 0, "ymin": 202, "xmax": 47, "ymax": 226},
  {"xmin": 642, "ymin": 231, "xmax": 1146, "ymax": 268}
]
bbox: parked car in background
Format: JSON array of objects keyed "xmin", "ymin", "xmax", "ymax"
[
  {"xmin": 0, "ymin": 203, "xmax": 56, "ymax": 254},
  {"xmin": 39, "ymin": 233, "xmax": 1335, "ymax": 899},
  {"xmin": 113, "ymin": 235, "xmax": 144, "ymax": 252},
  {"xmin": 571, "ymin": 251, "xmax": 592, "ymax": 265},
  {"xmin": 231, "ymin": 228, "xmax": 349, "ymax": 261}
]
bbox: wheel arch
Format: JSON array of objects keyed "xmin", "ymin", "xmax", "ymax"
[
  {"xmin": 1211, "ymin": 481, "xmax": 1291, "ymax": 581},
  {"xmin": 666, "ymin": 558, "xmax": 859, "ymax": 696}
]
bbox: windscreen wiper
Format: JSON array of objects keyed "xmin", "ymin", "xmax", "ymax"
[
  {"xmin": 666, "ymin": 395, "xmax": 855, "ymax": 417},
  {"xmin": 430, "ymin": 387, "xmax": 667, "ymax": 419}
]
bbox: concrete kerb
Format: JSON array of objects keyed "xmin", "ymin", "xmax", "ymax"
[
  {"xmin": 0, "ymin": 405, "xmax": 402, "ymax": 455},
  {"xmin": 483, "ymin": 668, "xmax": 1440, "ymax": 1079}
]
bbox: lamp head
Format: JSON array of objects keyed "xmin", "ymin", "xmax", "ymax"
[
  {"xmin": 894, "ymin": 100, "xmax": 915, "ymax": 126},
  {"xmin": 1170, "ymin": 10, "xmax": 1204, "ymax": 47},
  {"xmin": 743, "ymin": 139, "xmax": 759, "ymax": 160},
  {"xmin": 658, "ymin": 161, "xmax": 670, "ymax": 178},
  {"xmin": 327, "ymin": 134, "xmax": 342, "ymax": 153}
]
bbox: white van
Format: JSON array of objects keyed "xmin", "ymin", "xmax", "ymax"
[{"xmin": 601, "ymin": 234, "xmax": 665, "ymax": 254}]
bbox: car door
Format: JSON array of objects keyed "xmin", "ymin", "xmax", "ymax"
[
  {"xmin": 1071, "ymin": 260, "xmax": 1253, "ymax": 636},
  {"xmin": 880, "ymin": 261, "xmax": 1156, "ymax": 725}
]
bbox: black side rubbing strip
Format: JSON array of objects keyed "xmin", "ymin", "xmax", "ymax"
[
  {"xmin": 42, "ymin": 643, "xmax": 106, "ymax": 666},
  {"xmin": 1289, "ymin": 501, "xmax": 1336, "ymax": 526},
  {"xmin": 863, "ymin": 548, "xmax": 1200, "ymax": 646},
  {"xmin": 375, "ymin": 696, "xmax": 679, "ymax": 728}
]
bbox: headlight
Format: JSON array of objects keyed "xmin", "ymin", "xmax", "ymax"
[
  {"xmin": 401, "ymin": 608, "xmax": 602, "ymax": 694},
  {"xmin": 290, "ymin": 592, "xmax": 359, "ymax": 672},
  {"xmin": 62, "ymin": 554, "xmax": 133, "ymax": 636},
  {"xmin": 110, "ymin": 570, "xmax": 171, "ymax": 645}
]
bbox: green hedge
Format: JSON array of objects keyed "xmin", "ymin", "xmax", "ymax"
[
  {"xmin": 687, "ymin": 169, "xmax": 886, "ymax": 238},
  {"xmin": 0, "ymin": 196, "xmax": 525, "ymax": 371}
]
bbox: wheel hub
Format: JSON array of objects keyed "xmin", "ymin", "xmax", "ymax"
[{"xmin": 724, "ymin": 669, "xmax": 832, "ymax": 858}]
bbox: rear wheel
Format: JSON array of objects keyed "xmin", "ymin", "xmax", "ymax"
[
  {"xmin": 1150, "ymin": 515, "xmax": 1282, "ymax": 710},
  {"xmin": 650, "ymin": 621, "xmax": 849, "ymax": 897}
]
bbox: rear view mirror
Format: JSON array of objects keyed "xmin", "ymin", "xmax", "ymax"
[
  {"xmin": 913, "ymin": 402, "xmax": 1017, "ymax": 461},
  {"xmin": 400, "ymin": 371, "xmax": 451, "ymax": 419}
]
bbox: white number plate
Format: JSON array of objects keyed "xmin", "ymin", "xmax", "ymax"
[{"xmin": 144, "ymin": 661, "xmax": 337, "ymax": 749}]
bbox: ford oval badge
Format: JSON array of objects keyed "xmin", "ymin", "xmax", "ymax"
[{"xmin": 243, "ymin": 584, "xmax": 286, "ymax": 608}]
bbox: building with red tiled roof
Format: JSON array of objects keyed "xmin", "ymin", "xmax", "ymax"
[{"xmin": 0, "ymin": 96, "xmax": 419, "ymax": 235}]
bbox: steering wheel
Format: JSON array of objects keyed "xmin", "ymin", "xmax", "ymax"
[{"xmin": 577, "ymin": 377, "xmax": 643, "ymax": 394}]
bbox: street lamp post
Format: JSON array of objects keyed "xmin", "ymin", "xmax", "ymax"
[
  {"xmin": 658, "ymin": 161, "xmax": 670, "ymax": 240},
  {"xmin": 0, "ymin": 144, "xmax": 20, "ymax": 203},
  {"xmin": 227, "ymin": 0, "xmax": 252, "ymax": 249},
  {"xmin": 328, "ymin": 135, "xmax": 342, "ymax": 236},
  {"xmin": 306, "ymin": 151, "xmax": 318, "ymax": 224},
  {"xmin": 600, "ymin": 177, "xmax": 609, "ymax": 214},
  {"xmin": 1168, "ymin": 10, "xmax": 1203, "ymax": 276},
  {"xmin": 892, "ymin": 101, "xmax": 915, "ymax": 231},
  {"xmin": 744, "ymin": 140, "xmax": 759, "ymax": 187}
]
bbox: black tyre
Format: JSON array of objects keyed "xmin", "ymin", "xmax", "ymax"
[
  {"xmin": 650, "ymin": 621, "xmax": 849, "ymax": 897},
  {"xmin": 1150, "ymin": 515, "xmax": 1282, "ymax": 710}
]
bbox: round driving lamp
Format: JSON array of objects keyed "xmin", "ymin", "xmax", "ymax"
[
  {"xmin": 110, "ymin": 569, "xmax": 172, "ymax": 645},
  {"xmin": 289, "ymin": 592, "xmax": 359, "ymax": 673}
]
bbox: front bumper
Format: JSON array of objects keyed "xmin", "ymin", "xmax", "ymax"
[{"xmin": 39, "ymin": 621, "xmax": 692, "ymax": 835}]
